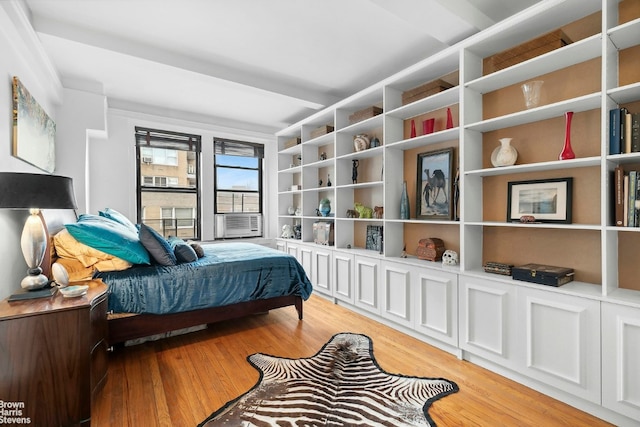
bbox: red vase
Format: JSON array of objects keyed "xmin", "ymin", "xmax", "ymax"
[
  {"xmin": 446, "ymin": 107, "xmax": 454, "ymax": 129},
  {"xmin": 559, "ymin": 111, "xmax": 575, "ymax": 160},
  {"xmin": 410, "ymin": 119, "xmax": 416, "ymax": 138}
]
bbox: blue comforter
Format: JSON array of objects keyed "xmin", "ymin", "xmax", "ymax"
[{"xmin": 95, "ymin": 242, "xmax": 313, "ymax": 315}]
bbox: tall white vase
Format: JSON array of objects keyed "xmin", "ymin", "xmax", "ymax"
[{"xmin": 491, "ymin": 138, "xmax": 518, "ymax": 167}]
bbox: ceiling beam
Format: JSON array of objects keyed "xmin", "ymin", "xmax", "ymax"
[
  {"xmin": 431, "ymin": 0, "xmax": 496, "ymax": 31},
  {"xmin": 31, "ymin": 14, "xmax": 338, "ymax": 110}
]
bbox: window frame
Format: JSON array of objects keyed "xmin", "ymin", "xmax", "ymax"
[
  {"xmin": 213, "ymin": 138, "xmax": 264, "ymax": 215},
  {"xmin": 135, "ymin": 126, "xmax": 202, "ymax": 240}
]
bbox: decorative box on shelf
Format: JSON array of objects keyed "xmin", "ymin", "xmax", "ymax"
[
  {"xmin": 511, "ymin": 263, "xmax": 575, "ymax": 287},
  {"xmin": 483, "ymin": 261, "xmax": 514, "ymax": 276},
  {"xmin": 313, "ymin": 221, "xmax": 334, "ymax": 246},
  {"xmin": 365, "ymin": 225, "xmax": 383, "ymax": 252},
  {"xmin": 416, "ymin": 238, "xmax": 445, "ymax": 261},
  {"xmin": 310, "ymin": 125, "xmax": 334, "ymax": 139},
  {"xmin": 348, "ymin": 106, "xmax": 383, "ymax": 125},
  {"xmin": 483, "ymin": 29, "xmax": 572, "ymax": 74},
  {"xmin": 401, "ymin": 79, "xmax": 454, "ymax": 106},
  {"xmin": 283, "ymin": 137, "xmax": 301, "ymax": 149}
]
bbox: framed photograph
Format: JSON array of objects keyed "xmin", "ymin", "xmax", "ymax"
[
  {"xmin": 507, "ymin": 177, "xmax": 573, "ymax": 223},
  {"xmin": 416, "ymin": 148, "xmax": 454, "ymax": 220}
]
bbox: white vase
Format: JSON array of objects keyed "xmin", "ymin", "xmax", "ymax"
[{"xmin": 491, "ymin": 138, "xmax": 518, "ymax": 167}]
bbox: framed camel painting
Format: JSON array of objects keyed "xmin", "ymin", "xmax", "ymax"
[{"xmin": 416, "ymin": 148, "xmax": 454, "ymax": 220}]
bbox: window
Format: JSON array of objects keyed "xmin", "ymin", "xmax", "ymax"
[
  {"xmin": 136, "ymin": 127, "xmax": 201, "ymax": 239},
  {"xmin": 214, "ymin": 138, "xmax": 263, "ymax": 214}
]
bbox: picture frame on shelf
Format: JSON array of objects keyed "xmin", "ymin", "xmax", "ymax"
[
  {"xmin": 507, "ymin": 177, "xmax": 573, "ymax": 223},
  {"xmin": 416, "ymin": 148, "xmax": 454, "ymax": 220}
]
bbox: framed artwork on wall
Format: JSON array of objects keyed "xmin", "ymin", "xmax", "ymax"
[
  {"xmin": 416, "ymin": 148, "xmax": 454, "ymax": 220},
  {"xmin": 12, "ymin": 76, "xmax": 56, "ymax": 173},
  {"xmin": 507, "ymin": 177, "xmax": 573, "ymax": 223}
]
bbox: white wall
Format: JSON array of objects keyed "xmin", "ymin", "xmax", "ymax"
[
  {"xmin": 0, "ymin": 2, "xmax": 278, "ymax": 299},
  {"xmin": 0, "ymin": 1, "xmax": 63, "ymax": 299}
]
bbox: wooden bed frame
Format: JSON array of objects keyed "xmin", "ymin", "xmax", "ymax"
[
  {"xmin": 108, "ymin": 295, "xmax": 303, "ymax": 345},
  {"xmin": 41, "ymin": 209, "xmax": 304, "ymax": 347}
]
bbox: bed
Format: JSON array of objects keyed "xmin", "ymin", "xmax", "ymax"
[{"xmin": 41, "ymin": 209, "xmax": 313, "ymax": 347}]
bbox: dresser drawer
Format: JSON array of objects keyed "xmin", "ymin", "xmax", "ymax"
[{"xmin": 90, "ymin": 293, "xmax": 108, "ymax": 348}]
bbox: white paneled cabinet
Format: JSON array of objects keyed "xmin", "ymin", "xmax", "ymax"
[
  {"xmin": 354, "ymin": 255, "xmax": 381, "ymax": 314},
  {"xmin": 380, "ymin": 260, "xmax": 413, "ymax": 329},
  {"xmin": 517, "ymin": 287, "xmax": 601, "ymax": 403},
  {"xmin": 312, "ymin": 246, "xmax": 332, "ymax": 296},
  {"xmin": 602, "ymin": 302, "xmax": 640, "ymax": 421},
  {"xmin": 459, "ymin": 275, "xmax": 520, "ymax": 370},
  {"xmin": 414, "ymin": 267, "xmax": 458, "ymax": 347},
  {"xmin": 333, "ymin": 251, "xmax": 354, "ymax": 304}
]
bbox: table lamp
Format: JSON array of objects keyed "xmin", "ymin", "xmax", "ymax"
[{"xmin": 0, "ymin": 172, "xmax": 77, "ymax": 290}]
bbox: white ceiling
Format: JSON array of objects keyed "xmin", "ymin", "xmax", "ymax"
[{"xmin": 25, "ymin": 0, "xmax": 541, "ymax": 134}]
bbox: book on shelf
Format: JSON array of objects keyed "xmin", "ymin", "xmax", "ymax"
[
  {"xmin": 621, "ymin": 108, "xmax": 629, "ymax": 154},
  {"xmin": 623, "ymin": 174, "xmax": 629, "ymax": 227},
  {"xmin": 632, "ymin": 113, "xmax": 640, "ymax": 153},
  {"xmin": 610, "ymin": 108, "xmax": 639, "ymax": 154},
  {"xmin": 627, "ymin": 170, "xmax": 636, "ymax": 227},
  {"xmin": 614, "ymin": 165, "xmax": 624, "ymax": 226},
  {"xmin": 625, "ymin": 110, "xmax": 632, "ymax": 154},
  {"xmin": 610, "ymin": 108, "xmax": 621, "ymax": 155}
]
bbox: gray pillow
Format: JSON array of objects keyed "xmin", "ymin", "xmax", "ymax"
[
  {"xmin": 168, "ymin": 237, "xmax": 198, "ymax": 263},
  {"xmin": 138, "ymin": 224, "xmax": 177, "ymax": 266}
]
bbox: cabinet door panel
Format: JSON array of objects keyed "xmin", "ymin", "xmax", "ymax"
[
  {"xmin": 518, "ymin": 288, "xmax": 600, "ymax": 403},
  {"xmin": 333, "ymin": 252, "xmax": 354, "ymax": 303},
  {"xmin": 286, "ymin": 243, "xmax": 298, "ymax": 259},
  {"xmin": 313, "ymin": 248, "xmax": 332, "ymax": 295},
  {"xmin": 381, "ymin": 261, "xmax": 412, "ymax": 328},
  {"xmin": 355, "ymin": 256, "xmax": 380, "ymax": 314},
  {"xmin": 299, "ymin": 245, "xmax": 313, "ymax": 280},
  {"xmin": 602, "ymin": 303, "xmax": 640, "ymax": 421},
  {"xmin": 415, "ymin": 268, "xmax": 458, "ymax": 347},
  {"xmin": 459, "ymin": 276, "xmax": 518, "ymax": 368}
]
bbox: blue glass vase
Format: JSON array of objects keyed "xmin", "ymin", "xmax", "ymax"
[
  {"xmin": 319, "ymin": 199, "xmax": 331, "ymax": 217},
  {"xmin": 400, "ymin": 181, "xmax": 410, "ymax": 219}
]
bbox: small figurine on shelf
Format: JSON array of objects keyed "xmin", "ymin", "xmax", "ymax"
[
  {"xmin": 281, "ymin": 224, "xmax": 295, "ymax": 239},
  {"xmin": 352, "ymin": 159, "xmax": 359, "ymax": 184},
  {"xmin": 442, "ymin": 250, "xmax": 459, "ymax": 266},
  {"xmin": 370, "ymin": 136, "xmax": 380, "ymax": 148},
  {"xmin": 373, "ymin": 206, "xmax": 383, "ymax": 219},
  {"xmin": 320, "ymin": 151, "xmax": 327, "ymax": 161},
  {"xmin": 327, "ymin": 174, "xmax": 332, "ymax": 187}
]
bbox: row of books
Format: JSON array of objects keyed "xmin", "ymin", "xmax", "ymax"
[
  {"xmin": 614, "ymin": 166, "xmax": 640, "ymax": 227},
  {"xmin": 609, "ymin": 108, "xmax": 640, "ymax": 155}
]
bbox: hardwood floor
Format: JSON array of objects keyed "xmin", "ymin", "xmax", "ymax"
[{"xmin": 93, "ymin": 295, "xmax": 612, "ymax": 426}]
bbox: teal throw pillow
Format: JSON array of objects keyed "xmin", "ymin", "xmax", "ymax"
[
  {"xmin": 99, "ymin": 207, "xmax": 138, "ymax": 233},
  {"xmin": 66, "ymin": 214, "xmax": 150, "ymax": 265}
]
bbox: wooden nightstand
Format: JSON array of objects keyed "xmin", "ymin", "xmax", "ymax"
[{"xmin": 0, "ymin": 279, "xmax": 108, "ymax": 426}]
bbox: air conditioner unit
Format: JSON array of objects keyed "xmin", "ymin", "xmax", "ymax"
[
  {"xmin": 215, "ymin": 213, "xmax": 262, "ymax": 238},
  {"xmin": 142, "ymin": 156, "xmax": 153, "ymax": 163}
]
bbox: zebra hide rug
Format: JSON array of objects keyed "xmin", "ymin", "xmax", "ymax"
[{"xmin": 199, "ymin": 332, "xmax": 458, "ymax": 426}]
